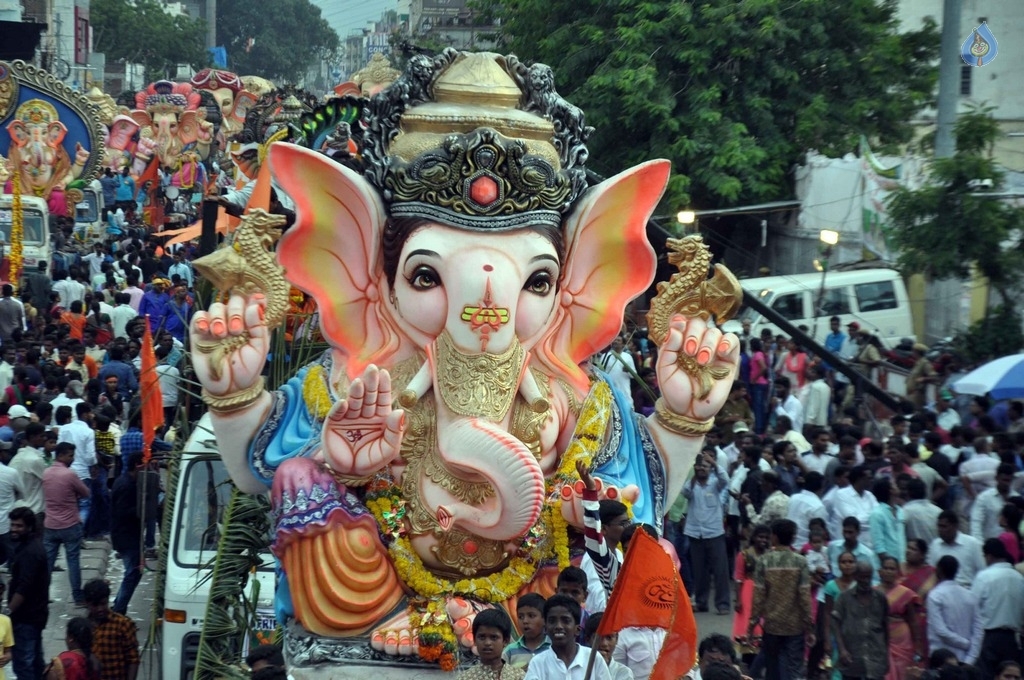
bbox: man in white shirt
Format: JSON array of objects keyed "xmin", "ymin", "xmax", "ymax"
[
  {"xmin": 829, "ymin": 465, "xmax": 878, "ymax": 548},
  {"xmin": 928, "ymin": 511, "xmax": 986, "ymax": 588},
  {"xmin": 787, "ymin": 471, "xmax": 828, "ymax": 546},
  {"xmin": 57, "ymin": 402, "xmax": 97, "ymax": 526},
  {"xmin": 595, "ymin": 337, "xmax": 635, "ymax": 409},
  {"xmin": 9, "ymin": 423, "xmax": 48, "ymax": 518},
  {"xmin": 801, "ymin": 428, "xmax": 834, "ymax": 475},
  {"xmin": 902, "ymin": 478, "xmax": 942, "ymax": 544},
  {"xmin": 927, "ymin": 554, "xmax": 983, "ymax": 664},
  {"xmin": 49, "ymin": 380, "xmax": 86, "ymax": 425},
  {"xmin": 110, "ymin": 293, "xmax": 139, "ymax": 340},
  {"xmin": 0, "ymin": 347, "xmax": 14, "ymax": 394},
  {"xmin": 81, "ymin": 244, "xmax": 106, "ymax": 279},
  {"xmin": 156, "ymin": 345, "xmax": 181, "ymax": 428},
  {"xmin": 974, "ymin": 538, "xmax": 1024, "ymax": 680},
  {"xmin": 772, "ymin": 376, "xmax": 804, "ymax": 434},
  {"xmin": 960, "ymin": 442, "xmax": 1001, "ymax": 508},
  {"xmin": 58, "ymin": 403, "xmax": 96, "ymax": 484},
  {"xmin": 935, "ymin": 390, "xmax": 962, "ymax": 432},
  {"xmin": 0, "ymin": 436, "xmax": 24, "ymax": 564},
  {"xmin": 52, "ymin": 270, "xmax": 86, "ymax": 307},
  {"xmin": 777, "ymin": 415, "xmax": 811, "ymax": 455},
  {"xmin": 524, "ymin": 595, "xmax": 611, "ymax": 680},
  {"xmin": 970, "ymin": 464, "xmax": 1019, "ymax": 540},
  {"xmin": 801, "ymin": 365, "xmax": 831, "ymax": 429}
]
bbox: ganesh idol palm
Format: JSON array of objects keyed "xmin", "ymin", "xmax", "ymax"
[{"xmin": 190, "ymin": 49, "xmax": 741, "ymax": 672}]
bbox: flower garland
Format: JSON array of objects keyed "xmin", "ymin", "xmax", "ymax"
[
  {"xmin": 9, "ymin": 161, "xmax": 23, "ymax": 292},
  {"xmin": 409, "ymin": 599, "xmax": 459, "ymax": 671}
]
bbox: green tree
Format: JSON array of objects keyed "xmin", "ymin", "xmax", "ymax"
[
  {"xmin": 92, "ymin": 0, "xmax": 209, "ymax": 82},
  {"xmin": 887, "ymin": 108, "xmax": 1024, "ymax": 308},
  {"xmin": 485, "ymin": 0, "xmax": 938, "ymax": 210},
  {"xmin": 888, "ymin": 108, "xmax": 1024, "ymax": 359},
  {"xmin": 217, "ymin": 0, "xmax": 340, "ymax": 83}
]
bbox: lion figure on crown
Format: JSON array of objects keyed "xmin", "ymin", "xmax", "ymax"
[{"xmin": 189, "ymin": 48, "xmax": 741, "ymax": 673}]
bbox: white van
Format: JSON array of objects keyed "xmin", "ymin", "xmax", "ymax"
[
  {"xmin": 721, "ymin": 267, "xmax": 914, "ymax": 348},
  {"xmin": 0, "ymin": 194, "xmax": 51, "ymax": 273},
  {"xmin": 162, "ymin": 415, "xmax": 276, "ymax": 680},
  {"xmin": 73, "ymin": 180, "xmax": 106, "ymax": 242}
]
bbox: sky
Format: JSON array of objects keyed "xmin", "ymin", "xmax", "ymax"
[{"xmin": 311, "ymin": 0, "xmax": 397, "ymax": 40}]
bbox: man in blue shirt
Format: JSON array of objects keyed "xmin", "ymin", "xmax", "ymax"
[
  {"xmin": 97, "ymin": 346, "xmax": 138, "ymax": 401},
  {"xmin": 683, "ymin": 446, "xmax": 731, "ymax": 614},
  {"xmin": 100, "ymin": 169, "xmax": 118, "ymax": 219},
  {"xmin": 823, "ymin": 316, "xmax": 847, "ymax": 370},
  {"xmin": 114, "ymin": 167, "xmax": 136, "ymax": 211}
]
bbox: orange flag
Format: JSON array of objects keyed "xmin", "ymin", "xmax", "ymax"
[
  {"xmin": 595, "ymin": 530, "xmax": 697, "ymax": 680},
  {"xmin": 139, "ymin": 321, "xmax": 164, "ymax": 464}
]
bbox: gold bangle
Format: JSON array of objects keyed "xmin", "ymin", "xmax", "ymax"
[
  {"xmin": 203, "ymin": 377, "xmax": 266, "ymax": 413},
  {"xmin": 654, "ymin": 398, "xmax": 714, "ymax": 437}
]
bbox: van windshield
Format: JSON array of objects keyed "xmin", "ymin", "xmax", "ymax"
[
  {"xmin": 174, "ymin": 457, "xmax": 233, "ymax": 568},
  {"xmin": 74, "ymin": 193, "xmax": 99, "ymax": 223},
  {"xmin": 0, "ymin": 209, "xmax": 46, "ymax": 244}
]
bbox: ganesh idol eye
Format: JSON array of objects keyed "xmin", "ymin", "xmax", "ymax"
[
  {"xmin": 524, "ymin": 270, "xmax": 554, "ymax": 296},
  {"xmin": 408, "ymin": 265, "xmax": 441, "ymax": 290}
]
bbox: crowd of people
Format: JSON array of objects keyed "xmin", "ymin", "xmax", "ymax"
[
  {"xmin": 0, "ymin": 228, "xmax": 196, "ymax": 680},
  {"xmin": 657, "ymin": 319, "xmax": 1024, "ymax": 680}
]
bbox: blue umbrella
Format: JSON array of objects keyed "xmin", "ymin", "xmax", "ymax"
[{"xmin": 952, "ymin": 354, "xmax": 1024, "ymax": 400}]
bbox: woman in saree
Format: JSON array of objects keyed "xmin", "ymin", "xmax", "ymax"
[
  {"xmin": 878, "ymin": 555, "xmax": 923, "ymax": 680},
  {"xmin": 733, "ymin": 524, "xmax": 770, "ymax": 663},
  {"xmin": 900, "ymin": 537, "xmax": 935, "ymax": 656},
  {"xmin": 820, "ymin": 551, "xmax": 857, "ymax": 680}
]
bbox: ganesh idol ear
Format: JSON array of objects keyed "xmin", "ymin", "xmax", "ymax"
[
  {"xmin": 535, "ymin": 160, "xmax": 670, "ymax": 394},
  {"xmin": 271, "ymin": 143, "xmax": 404, "ymax": 378}
]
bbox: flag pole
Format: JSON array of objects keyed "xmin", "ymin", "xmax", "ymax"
[{"xmin": 582, "ymin": 641, "xmax": 600, "ymax": 680}]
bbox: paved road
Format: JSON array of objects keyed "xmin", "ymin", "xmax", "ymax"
[{"xmin": 37, "ymin": 538, "xmax": 159, "ymax": 678}]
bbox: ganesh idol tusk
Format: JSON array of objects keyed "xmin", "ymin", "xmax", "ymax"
[
  {"xmin": 518, "ymin": 360, "xmax": 550, "ymax": 414},
  {"xmin": 396, "ymin": 361, "xmax": 433, "ymax": 408}
]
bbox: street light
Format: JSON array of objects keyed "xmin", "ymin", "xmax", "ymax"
[
  {"xmin": 819, "ymin": 229, "xmax": 840, "ymax": 247},
  {"xmin": 677, "ymin": 210, "xmax": 696, "ymax": 225}
]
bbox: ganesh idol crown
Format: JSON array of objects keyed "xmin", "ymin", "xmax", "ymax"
[{"xmin": 189, "ymin": 48, "xmax": 742, "ymax": 674}]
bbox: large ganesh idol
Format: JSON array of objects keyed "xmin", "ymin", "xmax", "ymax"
[
  {"xmin": 190, "ymin": 68, "xmax": 258, "ymax": 145},
  {"xmin": 190, "ymin": 50, "xmax": 741, "ymax": 674},
  {"xmin": 0, "ymin": 60, "xmax": 105, "ymax": 217},
  {"xmin": 131, "ymin": 80, "xmax": 212, "ymax": 190}
]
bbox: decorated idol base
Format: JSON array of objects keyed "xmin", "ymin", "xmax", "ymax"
[{"xmin": 284, "ymin": 624, "xmax": 453, "ymax": 677}]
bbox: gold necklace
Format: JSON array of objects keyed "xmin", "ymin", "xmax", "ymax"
[{"xmin": 434, "ymin": 330, "xmax": 525, "ymax": 421}]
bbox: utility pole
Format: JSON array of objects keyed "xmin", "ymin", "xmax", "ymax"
[
  {"xmin": 934, "ymin": 0, "xmax": 962, "ymax": 158},
  {"xmin": 206, "ymin": 0, "xmax": 217, "ymax": 51}
]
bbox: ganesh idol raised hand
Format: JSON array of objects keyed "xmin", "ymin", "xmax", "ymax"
[{"xmin": 189, "ymin": 49, "xmax": 741, "ymax": 674}]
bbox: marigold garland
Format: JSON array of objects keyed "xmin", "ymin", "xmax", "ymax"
[
  {"xmin": 9, "ymin": 162, "xmax": 23, "ymax": 292},
  {"xmin": 302, "ymin": 365, "xmax": 331, "ymax": 419}
]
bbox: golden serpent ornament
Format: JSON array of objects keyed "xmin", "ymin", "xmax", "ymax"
[
  {"xmin": 646, "ymin": 235, "xmax": 743, "ymax": 400},
  {"xmin": 192, "ymin": 208, "xmax": 290, "ymax": 384}
]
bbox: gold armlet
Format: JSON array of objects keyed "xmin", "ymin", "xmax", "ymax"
[
  {"xmin": 203, "ymin": 378, "xmax": 266, "ymax": 414},
  {"xmin": 654, "ymin": 398, "xmax": 714, "ymax": 437}
]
